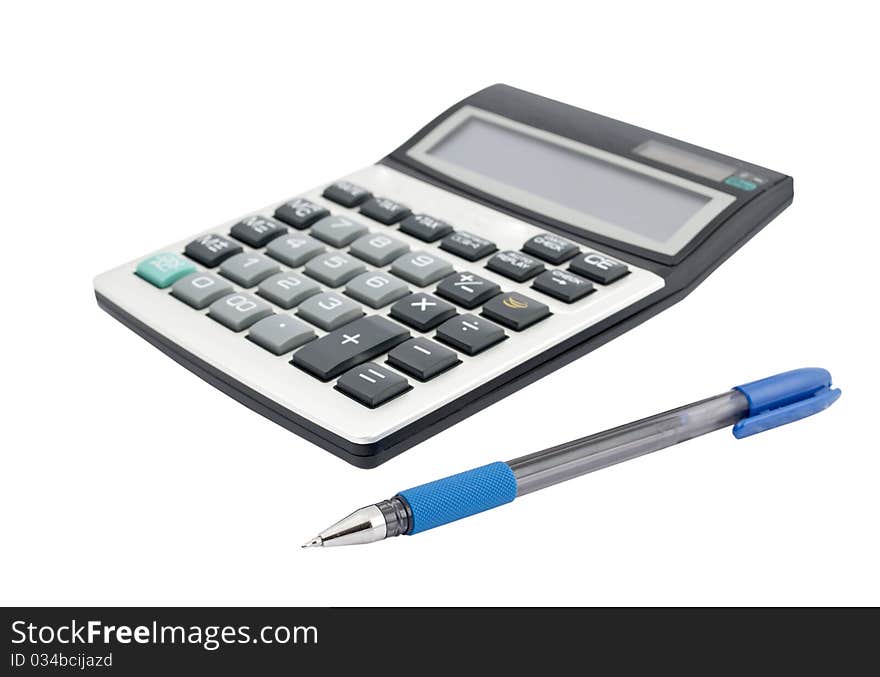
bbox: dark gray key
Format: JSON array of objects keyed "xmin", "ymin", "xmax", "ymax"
[
  {"xmin": 303, "ymin": 251, "xmax": 366, "ymax": 287},
  {"xmin": 310, "ymin": 215, "xmax": 369, "ymax": 247},
  {"xmin": 219, "ymin": 252, "xmax": 280, "ymax": 287},
  {"xmin": 349, "ymin": 232, "xmax": 409, "ymax": 266},
  {"xmin": 344, "ymin": 271, "xmax": 409, "ymax": 309},
  {"xmin": 184, "ymin": 234, "xmax": 242, "ymax": 267},
  {"xmin": 292, "ymin": 315, "xmax": 410, "ymax": 381},
  {"xmin": 390, "ymin": 250, "xmax": 454, "ymax": 286},
  {"xmin": 440, "ymin": 231, "xmax": 497, "ymax": 261},
  {"xmin": 486, "ymin": 250, "xmax": 545, "ymax": 282},
  {"xmin": 336, "ymin": 362, "xmax": 411, "ymax": 408},
  {"xmin": 435, "ymin": 271, "xmax": 501, "ymax": 309},
  {"xmin": 387, "ymin": 338, "xmax": 460, "ymax": 381},
  {"xmin": 257, "ymin": 272, "xmax": 321, "ymax": 309},
  {"xmin": 359, "ymin": 197, "xmax": 411, "ymax": 224},
  {"xmin": 208, "ymin": 293, "xmax": 273, "ymax": 331},
  {"xmin": 435, "ymin": 314, "xmax": 506, "ymax": 356},
  {"xmin": 398, "ymin": 214, "xmax": 453, "ymax": 242},
  {"xmin": 229, "ymin": 215, "xmax": 287, "ymax": 247},
  {"xmin": 171, "ymin": 272, "xmax": 233, "ymax": 309},
  {"xmin": 322, "ymin": 181, "xmax": 372, "ymax": 208},
  {"xmin": 274, "ymin": 198, "xmax": 330, "ymax": 230},
  {"xmin": 569, "ymin": 251, "xmax": 630, "ymax": 284},
  {"xmin": 522, "ymin": 233, "xmax": 579, "ymax": 264},
  {"xmin": 532, "ymin": 269, "xmax": 594, "ymax": 303},
  {"xmin": 389, "ymin": 293, "xmax": 457, "ymax": 332},
  {"xmin": 297, "ymin": 292, "xmax": 364, "ymax": 331},
  {"xmin": 247, "ymin": 314, "xmax": 315, "ymax": 355},
  {"xmin": 481, "ymin": 292, "xmax": 551, "ymax": 331},
  {"xmin": 265, "ymin": 233, "xmax": 325, "ymax": 267}
]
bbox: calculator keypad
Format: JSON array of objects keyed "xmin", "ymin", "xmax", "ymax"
[
  {"xmin": 184, "ymin": 234, "xmax": 242, "ymax": 267},
  {"xmin": 274, "ymin": 198, "xmax": 330, "ymax": 230},
  {"xmin": 219, "ymin": 252, "xmax": 280, "ymax": 287},
  {"xmin": 296, "ymin": 292, "xmax": 364, "ymax": 331},
  {"xmin": 310, "ymin": 215, "xmax": 369, "ymax": 247},
  {"xmin": 208, "ymin": 293, "xmax": 273, "ymax": 331},
  {"xmin": 435, "ymin": 272, "xmax": 500, "ymax": 309},
  {"xmin": 230, "ymin": 216, "xmax": 287, "ymax": 248},
  {"xmin": 172, "ymin": 272, "xmax": 234, "ymax": 309},
  {"xmin": 109, "ymin": 164, "xmax": 664, "ymax": 430},
  {"xmin": 292, "ymin": 315, "xmax": 409, "ymax": 381},
  {"xmin": 435, "ymin": 314, "xmax": 506, "ymax": 356},
  {"xmin": 303, "ymin": 252, "xmax": 366, "ymax": 287},
  {"xmin": 257, "ymin": 272, "xmax": 321, "ymax": 309}
]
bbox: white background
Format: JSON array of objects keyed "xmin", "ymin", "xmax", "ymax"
[{"xmin": 1, "ymin": 1, "xmax": 877, "ymax": 606}]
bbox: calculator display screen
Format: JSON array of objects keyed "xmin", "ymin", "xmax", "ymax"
[{"xmin": 410, "ymin": 108, "xmax": 734, "ymax": 256}]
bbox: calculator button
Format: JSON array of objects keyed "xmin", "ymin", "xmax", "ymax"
[
  {"xmin": 322, "ymin": 181, "xmax": 372, "ymax": 208},
  {"xmin": 398, "ymin": 214, "xmax": 454, "ymax": 242},
  {"xmin": 336, "ymin": 363, "xmax": 411, "ymax": 408},
  {"xmin": 569, "ymin": 252, "xmax": 630, "ymax": 284},
  {"xmin": 219, "ymin": 252, "xmax": 280, "ymax": 287},
  {"xmin": 171, "ymin": 272, "xmax": 233, "ymax": 309},
  {"xmin": 310, "ymin": 215, "xmax": 369, "ymax": 247},
  {"xmin": 292, "ymin": 315, "xmax": 410, "ymax": 381},
  {"xmin": 184, "ymin": 234, "xmax": 242, "ymax": 267},
  {"xmin": 531, "ymin": 269, "xmax": 595, "ymax": 303},
  {"xmin": 257, "ymin": 272, "xmax": 321, "ymax": 309},
  {"xmin": 439, "ymin": 231, "xmax": 497, "ymax": 261},
  {"xmin": 303, "ymin": 252, "xmax": 367, "ymax": 287},
  {"xmin": 296, "ymin": 292, "xmax": 364, "ymax": 331},
  {"xmin": 349, "ymin": 233, "xmax": 409, "ymax": 266},
  {"xmin": 274, "ymin": 198, "xmax": 330, "ymax": 230},
  {"xmin": 387, "ymin": 338, "xmax": 460, "ymax": 381},
  {"xmin": 485, "ymin": 250, "xmax": 545, "ymax": 282},
  {"xmin": 389, "ymin": 293, "xmax": 457, "ymax": 332},
  {"xmin": 522, "ymin": 233, "xmax": 579, "ymax": 264},
  {"xmin": 265, "ymin": 233, "xmax": 325, "ymax": 267},
  {"xmin": 247, "ymin": 314, "xmax": 315, "ymax": 355},
  {"xmin": 390, "ymin": 250, "xmax": 454, "ymax": 287},
  {"xmin": 229, "ymin": 215, "xmax": 287, "ymax": 247},
  {"xmin": 435, "ymin": 272, "xmax": 501, "ymax": 309},
  {"xmin": 359, "ymin": 197, "xmax": 411, "ymax": 225},
  {"xmin": 344, "ymin": 271, "xmax": 410, "ymax": 309},
  {"xmin": 135, "ymin": 252, "xmax": 196, "ymax": 288},
  {"xmin": 481, "ymin": 292, "xmax": 550, "ymax": 331},
  {"xmin": 435, "ymin": 314, "xmax": 506, "ymax": 356},
  {"xmin": 208, "ymin": 293, "xmax": 273, "ymax": 331}
]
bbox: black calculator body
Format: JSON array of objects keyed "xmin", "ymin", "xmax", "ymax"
[{"xmin": 94, "ymin": 84, "xmax": 793, "ymax": 467}]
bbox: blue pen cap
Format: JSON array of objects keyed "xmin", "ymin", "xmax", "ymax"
[{"xmin": 732, "ymin": 368, "xmax": 841, "ymax": 438}]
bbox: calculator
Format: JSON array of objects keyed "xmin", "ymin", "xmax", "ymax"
[{"xmin": 94, "ymin": 84, "xmax": 793, "ymax": 468}]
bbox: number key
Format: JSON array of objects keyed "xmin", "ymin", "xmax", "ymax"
[
  {"xmin": 310, "ymin": 215, "xmax": 369, "ymax": 247},
  {"xmin": 219, "ymin": 252, "xmax": 280, "ymax": 287},
  {"xmin": 257, "ymin": 272, "xmax": 321, "ymax": 309},
  {"xmin": 208, "ymin": 293, "xmax": 273, "ymax": 331},
  {"xmin": 390, "ymin": 250, "xmax": 454, "ymax": 286},
  {"xmin": 171, "ymin": 272, "xmax": 233, "ymax": 309},
  {"xmin": 349, "ymin": 233, "xmax": 409, "ymax": 266},
  {"xmin": 296, "ymin": 292, "xmax": 364, "ymax": 331},
  {"xmin": 303, "ymin": 251, "xmax": 366, "ymax": 287}
]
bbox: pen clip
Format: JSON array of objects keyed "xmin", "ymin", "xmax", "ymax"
[{"xmin": 732, "ymin": 368, "xmax": 841, "ymax": 439}]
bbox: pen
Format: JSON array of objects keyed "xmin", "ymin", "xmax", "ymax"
[{"xmin": 304, "ymin": 368, "xmax": 841, "ymax": 547}]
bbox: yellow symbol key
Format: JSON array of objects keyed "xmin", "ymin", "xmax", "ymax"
[{"xmin": 502, "ymin": 296, "xmax": 528, "ymax": 310}]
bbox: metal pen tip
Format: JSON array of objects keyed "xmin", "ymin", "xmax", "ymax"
[{"xmin": 302, "ymin": 536, "xmax": 323, "ymax": 548}]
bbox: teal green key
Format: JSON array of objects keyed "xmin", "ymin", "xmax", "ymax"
[{"xmin": 136, "ymin": 252, "xmax": 197, "ymax": 288}]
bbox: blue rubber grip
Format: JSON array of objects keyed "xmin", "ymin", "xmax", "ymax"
[{"xmin": 397, "ymin": 462, "xmax": 518, "ymax": 535}]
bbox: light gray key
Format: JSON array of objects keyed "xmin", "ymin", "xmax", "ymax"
[
  {"xmin": 171, "ymin": 272, "xmax": 233, "ymax": 309},
  {"xmin": 349, "ymin": 232, "xmax": 410, "ymax": 266},
  {"xmin": 345, "ymin": 271, "xmax": 409, "ymax": 309},
  {"xmin": 296, "ymin": 292, "xmax": 364, "ymax": 331},
  {"xmin": 265, "ymin": 233, "xmax": 325, "ymax": 267},
  {"xmin": 208, "ymin": 292, "xmax": 273, "ymax": 331},
  {"xmin": 219, "ymin": 252, "xmax": 280, "ymax": 287},
  {"xmin": 390, "ymin": 250, "xmax": 454, "ymax": 286},
  {"xmin": 303, "ymin": 251, "xmax": 366, "ymax": 287},
  {"xmin": 247, "ymin": 314, "xmax": 315, "ymax": 355},
  {"xmin": 257, "ymin": 272, "xmax": 321, "ymax": 309},
  {"xmin": 310, "ymin": 215, "xmax": 369, "ymax": 247}
]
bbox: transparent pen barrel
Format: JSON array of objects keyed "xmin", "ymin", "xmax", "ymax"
[{"xmin": 509, "ymin": 390, "xmax": 749, "ymax": 496}]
